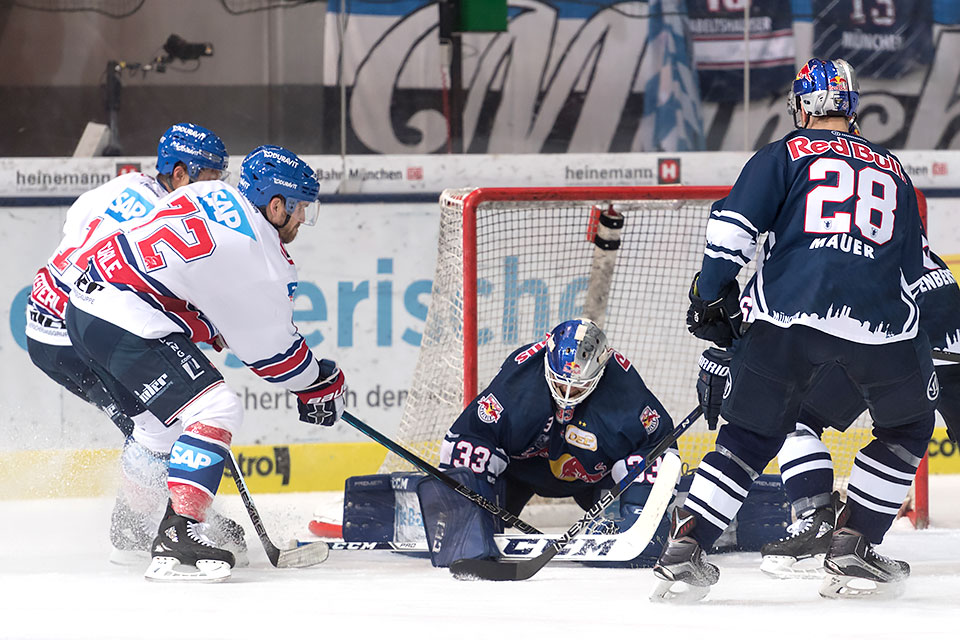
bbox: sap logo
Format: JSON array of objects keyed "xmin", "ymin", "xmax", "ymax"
[
  {"xmin": 170, "ymin": 444, "xmax": 215, "ymax": 470},
  {"xmin": 137, "ymin": 374, "xmax": 169, "ymax": 404},
  {"xmin": 106, "ymin": 188, "xmax": 152, "ymax": 222},
  {"xmin": 200, "ymin": 190, "xmax": 244, "ymax": 229}
]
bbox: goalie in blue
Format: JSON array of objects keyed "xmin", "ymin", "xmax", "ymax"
[
  {"xmin": 654, "ymin": 58, "xmax": 936, "ymax": 602},
  {"xmin": 417, "ymin": 318, "xmax": 675, "ymax": 567}
]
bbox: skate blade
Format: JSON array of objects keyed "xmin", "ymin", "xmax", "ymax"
[
  {"xmin": 144, "ymin": 556, "xmax": 232, "ymax": 583},
  {"xmin": 109, "ymin": 547, "xmax": 151, "ymax": 567},
  {"xmin": 818, "ymin": 574, "xmax": 906, "ymax": 600},
  {"xmin": 649, "ymin": 577, "xmax": 711, "ymax": 604},
  {"xmin": 760, "ymin": 554, "xmax": 826, "ymax": 579}
]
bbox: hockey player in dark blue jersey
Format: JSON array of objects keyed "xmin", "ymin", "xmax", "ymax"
[
  {"xmin": 653, "ymin": 58, "xmax": 937, "ymax": 602},
  {"xmin": 757, "ymin": 249, "xmax": 960, "ymax": 579},
  {"xmin": 416, "ymin": 318, "xmax": 675, "ymax": 567}
]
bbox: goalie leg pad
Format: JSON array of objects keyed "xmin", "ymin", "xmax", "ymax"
[
  {"xmin": 417, "ymin": 467, "xmax": 504, "ymax": 568},
  {"xmin": 342, "ymin": 474, "xmax": 395, "ymax": 542}
]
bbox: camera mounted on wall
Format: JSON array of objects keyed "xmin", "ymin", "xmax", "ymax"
[{"xmin": 101, "ymin": 34, "xmax": 214, "ymax": 155}]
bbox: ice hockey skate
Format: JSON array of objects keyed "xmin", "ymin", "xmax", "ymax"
[
  {"xmin": 650, "ymin": 507, "xmax": 719, "ymax": 603},
  {"xmin": 144, "ymin": 502, "xmax": 236, "ymax": 582},
  {"xmin": 819, "ymin": 527, "xmax": 909, "ymax": 599},
  {"xmin": 760, "ymin": 498, "xmax": 836, "ymax": 579}
]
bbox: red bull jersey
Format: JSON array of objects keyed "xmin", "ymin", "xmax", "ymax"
[{"xmin": 439, "ymin": 341, "xmax": 673, "ymax": 499}]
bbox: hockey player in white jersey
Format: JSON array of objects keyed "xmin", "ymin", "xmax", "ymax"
[
  {"xmin": 24, "ymin": 123, "xmax": 234, "ymax": 562},
  {"xmin": 653, "ymin": 59, "xmax": 936, "ymax": 602},
  {"xmin": 65, "ymin": 145, "xmax": 346, "ymax": 581}
]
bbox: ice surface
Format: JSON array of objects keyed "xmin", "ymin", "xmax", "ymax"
[{"xmin": 1, "ymin": 489, "xmax": 958, "ymax": 640}]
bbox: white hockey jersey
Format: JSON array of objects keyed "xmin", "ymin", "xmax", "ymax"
[
  {"xmin": 26, "ymin": 172, "xmax": 168, "ymax": 346},
  {"xmin": 69, "ymin": 180, "xmax": 321, "ymax": 393}
]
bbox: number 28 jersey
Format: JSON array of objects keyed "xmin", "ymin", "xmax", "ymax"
[
  {"xmin": 69, "ymin": 180, "xmax": 321, "ymax": 393},
  {"xmin": 696, "ymin": 128, "xmax": 930, "ymax": 345}
]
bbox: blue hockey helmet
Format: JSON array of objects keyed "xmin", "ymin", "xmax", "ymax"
[
  {"xmin": 155, "ymin": 122, "xmax": 229, "ymax": 180},
  {"xmin": 788, "ymin": 58, "xmax": 859, "ymax": 129},
  {"xmin": 544, "ymin": 318, "xmax": 612, "ymax": 408},
  {"xmin": 237, "ymin": 145, "xmax": 320, "ymax": 226}
]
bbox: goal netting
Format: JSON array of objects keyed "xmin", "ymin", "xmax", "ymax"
[{"xmin": 383, "ymin": 186, "xmax": 927, "ymax": 525}]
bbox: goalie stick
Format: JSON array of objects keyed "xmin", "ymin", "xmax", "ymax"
[
  {"xmin": 341, "ymin": 411, "xmax": 542, "ymax": 534},
  {"xmin": 449, "ymin": 405, "xmax": 703, "ymax": 581},
  {"xmin": 932, "ymin": 349, "xmax": 960, "ymax": 363},
  {"xmin": 318, "ymin": 450, "xmax": 681, "ymax": 562},
  {"xmin": 225, "ymin": 449, "xmax": 329, "ymax": 568}
]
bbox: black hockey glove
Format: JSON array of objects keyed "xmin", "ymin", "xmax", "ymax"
[
  {"xmin": 686, "ymin": 272, "xmax": 743, "ymax": 348},
  {"xmin": 294, "ymin": 359, "xmax": 346, "ymax": 427},
  {"xmin": 697, "ymin": 347, "xmax": 732, "ymax": 430}
]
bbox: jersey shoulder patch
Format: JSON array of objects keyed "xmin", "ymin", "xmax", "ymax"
[
  {"xmin": 477, "ymin": 393, "xmax": 504, "ymax": 424},
  {"xmin": 195, "ymin": 186, "xmax": 256, "ymax": 240}
]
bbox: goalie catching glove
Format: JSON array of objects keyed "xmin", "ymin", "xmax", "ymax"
[
  {"xmin": 294, "ymin": 359, "xmax": 346, "ymax": 427},
  {"xmin": 697, "ymin": 348, "xmax": 732, "ymax": 430},
  {"xmin": 686, "ymin": 272, "xmax": 742, "ymax": 348}
]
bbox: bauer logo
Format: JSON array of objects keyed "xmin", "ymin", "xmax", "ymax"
[
  {"xmin": 658, "ymin": 158, "xmax": 681, "ymax": 184},
  {"xmin": 928, "ymin": 371, "xmax": 940, "ymax": 401}
]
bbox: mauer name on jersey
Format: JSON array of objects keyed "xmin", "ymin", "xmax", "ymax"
[
  {"xmin": 809, "ymin": 234, "xmax": 876, "ymax": 260},
  {"xmin": 787, "ymin": 134, "xmax": 906, "ymax": 182}
]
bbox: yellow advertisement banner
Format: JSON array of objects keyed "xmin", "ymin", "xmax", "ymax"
[{"xmin": 2, "ymin": 428, "xmax": 957, "ymax": 501}]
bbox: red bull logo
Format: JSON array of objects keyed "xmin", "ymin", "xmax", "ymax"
[
  {"xmin": 563, "ymin": 361, "xmax": 582, "ymax": 375},
  {"xmin": 477, "ymin": 393, "xmax": 503, "ymax": 424},
  {"xmin": 640, "ymin": 406, "xmax": 660, "ymax": 434},
  {"xmin": 550, "ymin": 454, "xmax": 606, "ymax": 483}
]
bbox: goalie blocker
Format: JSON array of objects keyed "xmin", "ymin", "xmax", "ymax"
[{"xmin": 340, "ymin": 468, "xmax": 790, "ymax": 565}]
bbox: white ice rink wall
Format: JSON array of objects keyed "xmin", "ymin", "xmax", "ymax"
[{"xmin": 3, "ymin": 151, "xmax": 960, "ymax": 492}]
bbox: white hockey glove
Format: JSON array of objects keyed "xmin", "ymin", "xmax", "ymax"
[{"xmin": 294, "ymin": 359, "xmax": 346, "ymax": 427}]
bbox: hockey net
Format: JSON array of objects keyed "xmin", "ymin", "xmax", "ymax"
[{"xmin": 384, "ymin": 186, "xmax": 928, "ymax": 527}]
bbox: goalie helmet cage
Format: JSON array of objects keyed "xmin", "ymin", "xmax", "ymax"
[{"xmin": 384, "ymin": 185, "xmax": 929, "ymax": 528}]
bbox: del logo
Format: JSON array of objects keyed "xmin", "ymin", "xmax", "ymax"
[
  {"xmin": 170, "ymin": 443, "xmax": 222, "ymax": 470},
  {"xmin": 640, "ymin": 406, "xmax": 660, "ymax": 434},
  {"xmin": 658, "ymin": 158, "xmax": 680, "ymax": 184},
  {"xmin": 477, "ymin": 393, "xmax": 504, "ymax": 423},
  {"xmin": 564, "ymin": 424, "xmax": 598, "ymax": 451}
]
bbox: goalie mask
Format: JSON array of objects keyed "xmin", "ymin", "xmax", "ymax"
[
  {"xmin": 788, "ymin": 58, "xmax": 859, "ymax": 129},
  {"xmin": 544, "ymin": 318, "xmax": 612, "ymax": 408}
]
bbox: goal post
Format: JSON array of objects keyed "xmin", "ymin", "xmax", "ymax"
[{"xmin": 385, "ymin": 185, "xmax": 929, "ymax": 527}]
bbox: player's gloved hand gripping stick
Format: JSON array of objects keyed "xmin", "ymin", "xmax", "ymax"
[{"xmin": 448, "ymin": 405, "xmax": 703, "ymax": 581}]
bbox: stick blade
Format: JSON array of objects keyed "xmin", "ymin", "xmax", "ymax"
[
  {"xmin": 276, "ymin": 540, "xmax": 330, "ymax": 568},
  {"xmin": 449, "ymin": 555, "xmax": 548, "ymax": 582}
]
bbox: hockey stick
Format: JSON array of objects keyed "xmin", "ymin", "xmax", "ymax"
[
  {"xmin": 319, "ymin": 452, "xmax": 676, "ymax": 562},
  {"xmin": 225, "ymin": 449, "xmax": 329, "ymax": 568},
  {"xmin": 449, "ymin": 405, "xmax": 702, "ymax": 581},
  {"xmin": 932, "ymin": 349, "xmax": 960, "ymax": 364},
  {"xmin": 341, "ymin": 411, "xmax": 542, "ymax": 534}
]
